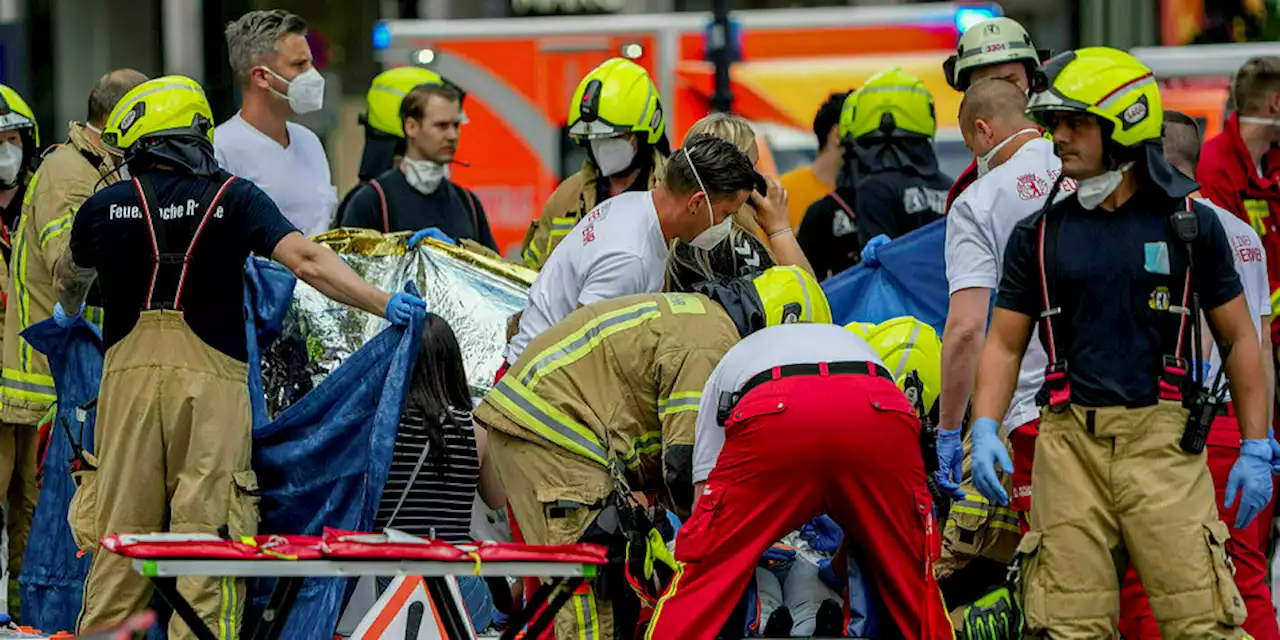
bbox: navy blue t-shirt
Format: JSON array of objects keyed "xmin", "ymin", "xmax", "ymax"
[
  {"xmin": 996, "ymin": 189, "xmax": 1243, "ymax": 408},
  {"xmin": 69, "ymin": 169, "xmax": 298, "ymax": 361}
]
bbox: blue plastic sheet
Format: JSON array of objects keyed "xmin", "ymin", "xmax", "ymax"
[
  {"xmin": 248, "ymin": 286, "xmax": 424, "ymax": 638},
  {"xmin": 17, "ymin": 316, "xmax": 103, "ymax": 633},
  {"xmin": 822, "ymin": 218, "xmax": 949, "ymax": 333},
  {"xmin": 243, "ymin": 258, "xmax": 297, "ymax": 428}
]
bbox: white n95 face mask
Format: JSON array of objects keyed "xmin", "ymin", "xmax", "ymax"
[
  {"xmin": 261, "ymin": 66, "xmax": 325, "ymax": 115},
  {"xmin": 1075, "ymin": 161, "xmax": 1133, "ymax": 210},
  {"xmin": 977, "ymin": 128, "xmax": 1040, "ymax": 178},
  {"xmin": 590, "ymin": 137, "xmax": 636, "ymax": 177},
  {"xmin": 684, "ymin": 146, "xmax": 732, "ymax": 250},
  {"xmin": 0, "ymin": 142, "xmax": 22, "ymax": 186},
  {"xmin": 403, "ymin": 157, "xmax": 450, "ymax": 195}
]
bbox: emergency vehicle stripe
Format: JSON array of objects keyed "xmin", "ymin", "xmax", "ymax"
[
  {"xmin": 519, "ymin": 302, "xmax": 662, "ymax": 388},
  {"xmin": 657, "ymin": 392, "xmax": 701, "ymax": 418},
  {"xmin": 491, "ymin": 376, "xmax": 610, "ymax": 467},
  {"xmin": 646, "ymin": 563, "xmax": 685, "ymax": 639},
  {"xmin": 0, "ymin": 369, "xmax": 55, "ymax": 403},
  {"xmin": 38, "ymin": 212, "xmax": 73, "ymax": 248}
]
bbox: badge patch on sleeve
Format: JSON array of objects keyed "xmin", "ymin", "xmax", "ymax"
[
  {"xmin": 1143, "ymin": 241, "xmax": 1170, "ymax": 275},
  {"xmin": 1149, "ymin": 286, "xmax": 1171, "ymax": 312}
]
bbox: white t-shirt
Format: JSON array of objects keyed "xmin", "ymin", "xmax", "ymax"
[
  {"xmin": 946, "ymin": 137, "xmax": 1071, "ymax": 433},
  {"xmin": 692, "ymin": 324, "xmax": 885, "ymax": 484},
  {"xmin": 1203, "ymin": 198, "xmax": 1269, "ymax": 396},
  {"xmin": 214, "ymin": 113, "xmax": 338, "ymax": 237},
  {"xmin": 506, "ymin": 191, "xmax": 670, "ymax": 362}
]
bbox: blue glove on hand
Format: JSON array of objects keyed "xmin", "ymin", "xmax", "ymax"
[
  {"xmin": 971, "ymin": 417, "xmax": 1013, "ymax": 506},
  {"xmin": 53, "ymin": 301, "xmax": 84, "ymax": 328},
  {"xmin": 409, "ymin": 227, "xmax": 457, "ymax": 247},
  {"xmin": 759, "ymin": 544, "xmax": 796, "ymax": 567},
  {"xmin": 860, "ymin": 234, "xmax": 891, "ymax": 268},
  {"xmin": 1226, "ymin": 439, "xmax": 1274, "ymax": 529},
  {"xmin": 799, "ymin": 515, "xmax": 844, "ymax": 554},
  {"xmin": 384, "ymin": 292, "xmax": 427, "ymax": 327},
  {"xmin": 936, "ymin": 427, "xmax": 965, "ymax": 499}
]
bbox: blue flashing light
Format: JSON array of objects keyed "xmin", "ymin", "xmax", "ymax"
[
  {"xmin": 373, "ymin": 22, "xmax": 392, "ymax": 50},
  {"xmin": 956, "ymin": 7, "xmax": 998, "ymax": 34}
]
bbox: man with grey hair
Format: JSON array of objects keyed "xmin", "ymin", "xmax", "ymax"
[
  {"xmin": 0, "ymin": 68, "xmax": 146, "ymax": 615},
  {"xmin": 214, "ymin": 9, "xmax": 337, "ymax": 236}
]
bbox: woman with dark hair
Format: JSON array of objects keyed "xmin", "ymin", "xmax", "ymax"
[{"xmin": 373, "ymin": 312, "xmax": 497, "ymax": 629}]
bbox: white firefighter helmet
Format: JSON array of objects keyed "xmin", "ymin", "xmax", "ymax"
[{"xmin": 943, "ymin": 17, "xmax": 1051, "ymax": 92}]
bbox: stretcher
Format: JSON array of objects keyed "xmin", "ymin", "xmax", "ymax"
[{"xmin": 103, "ymin": 529, "xmax": 607, "ymax": 640}]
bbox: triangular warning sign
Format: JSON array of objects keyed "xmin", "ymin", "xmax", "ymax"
[{"xmin": 351, "ymin": 576, "xmax": 476, "ymax": 640}]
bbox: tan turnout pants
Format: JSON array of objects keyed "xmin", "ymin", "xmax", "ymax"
[
  {"xmin": 74, "ymin": 311, "xmax": 260, "ymax": 640},
  {"xmin": 1016, "ymin": 401, "xmax": 1248, "ymax": 639},
  {"xmin": 487, "ymin": 428, "xmax": 615, "ymax": 640},
  {"xmin": 0, "ymin": 420, "xmax": 40, "ymax": 580}
]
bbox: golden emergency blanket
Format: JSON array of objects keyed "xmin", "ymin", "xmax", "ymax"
[{"xmin": 262, "ymin": 228, "xmax": 535, "ymax": 416}]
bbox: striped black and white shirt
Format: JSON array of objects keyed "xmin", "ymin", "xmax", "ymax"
[{"xmin": 374, "ymin": 407, "xmax": 480, "ymax": 544}]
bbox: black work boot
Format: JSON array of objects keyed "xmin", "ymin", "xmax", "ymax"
[
  {"xmin": 814, "ymin": 598, "xmax": 843, "ymax": 636},
  {"xmin": 762, "ymin": 606, "xmax": 793, "ymax": 637}
]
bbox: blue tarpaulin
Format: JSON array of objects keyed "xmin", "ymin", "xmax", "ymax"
[
  {"xmin": 18, "ymin": 316, "xmax": 103, "ymax": 633},
  {"xmin": 248, "ymin": 288, "xmax": 423, "ymax": 638},
  {"xmin": 822, "ymin": 218, "xmax": 949, "ymax": 333},
  {"xmin": 18, "ymin": 258, "xmax": 416, "ymax": 639}
]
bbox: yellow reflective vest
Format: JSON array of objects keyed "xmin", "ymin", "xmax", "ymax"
[
  {"xmin": 1, "ymin": 123, "xmax": 112, "ymax": 424},
  {"xmin": 475, "ymin": 292, "xmax": 738, "ymax": 508}
]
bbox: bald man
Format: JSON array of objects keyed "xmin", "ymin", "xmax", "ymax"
[
  {"xmin": 935, "ymin": 78, "xmax": 1077, "ymax": 623},
  {"xmin": 0, "ymin": 68, "xmax": 148, "ymax": 607}
]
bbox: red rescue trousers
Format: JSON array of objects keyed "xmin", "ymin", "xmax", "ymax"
[
  {"xmin": 644, "ymin": 371, "xmax": 952, "ymax": 640},
  {"xmin": 1118, "ymin": 410, "xmax": 1279, "ymax": 640}
]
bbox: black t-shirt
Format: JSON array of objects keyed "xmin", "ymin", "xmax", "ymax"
[
  {"xmin": 339, "ymin": 169, "xmax": 497, "ymax": 251},
  {"xmin": 854, "ymin": 169, "xmax": 952, "ymax": 243},
  {"xmin": 798, "ymin": 187, "xmax": 862, "ymax": 279},
  {"xmin": 996, "ymin": 191, "xmax": 1243, "ymax": 408},
  {"xmin": 69, "ymin": 169, "xmax": 298, "ymax": 361}
]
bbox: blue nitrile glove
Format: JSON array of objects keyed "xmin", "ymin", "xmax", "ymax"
[
  {"xmin": 1226, "ymin": 439, "xmax": 1274, "ymax": 529},
  {"xmin": 971, "ymin": 417, "xmax": 1013, "ymax": 506},
  {"xmin": 817, "ymin": 557, "xmax": 842, "ymax": 592},
  {"xmin": 799, "ymin": 515, "xmax": 844, "ymax": 553},
  {"xmin": 1269, "ymin": 428, "xmax": 1280, "ymax": 475},
  {"xmin": 53, "ymin": 301, "xmax": 84, "ymax": 328},
  {"xmin": 759, "ymin": 544, "xmax": 796, "ymax": 567},
  {"xmin": 936, "ymin": 427, "xmax": 966, "ymax": 499},
  {"xmin": 860, "ymin": 234, "xmax": 891, "ymax": 267},
  {"xmin": 384, "ymin": 292, "xmax": 427, "ymax": 326},
  {"xmin": 409, "ymin": 227, "xmax": 457, "ymax": 247}
]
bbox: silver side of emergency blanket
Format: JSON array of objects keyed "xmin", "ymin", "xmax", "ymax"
[{"xmin": 262, "ymin": 229, "xmax": 535, "ymax": 418}]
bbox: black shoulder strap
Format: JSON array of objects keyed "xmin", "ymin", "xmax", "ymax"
[
  {"xmin": 453, "ymin": 182, "xmax": 480, "ymax": 235},
  {"xmin": 1041, "ymin": 207, "xmax": 1065, "ymax": 319},
  {"xmin": 134, "ymin": 176, "xmax": 170, "ymax": 258}
]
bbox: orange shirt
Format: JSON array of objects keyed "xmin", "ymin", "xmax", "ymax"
[{"xmin": 780, "ymin": 166, "xmax": 833, "ymax": 229}]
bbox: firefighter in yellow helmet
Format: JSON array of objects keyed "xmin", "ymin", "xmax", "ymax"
[
  {"xmin": 520, "ymin": 58, "xmax": 670, "ymax": 269},
  {"xmin": 58, "ymin": 75, "xmax": 425, "ymax": 638},
  {"xmin": 0, "ymin": 85, "xmax": 41, "ymax": 260},
  {"xmin": 335, "ymin": 66, "xmax": 465, "ymax": 221},
  {"xmin": 477, "ymin": 265, "xmax": 823, "ymax": 640},
  {"xmin": 971, "ymin": 48, "xmax": 1266, "ymax": 636},
  {"xmin": 647, "ymin": 300, "xmax": 953, "ymax": 639},
  {"xmin": 0, "ymin": 70, "xmax": 147, "ymax": 619}
]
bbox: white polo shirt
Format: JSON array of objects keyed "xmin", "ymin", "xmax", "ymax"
[
  {"xmin": 945, "ymin": 137, "xmax": 1071, "ymax": 434},
  {"xmin": 692, "ymin": 324, "xmax": 884, "ymax": 484},
  {"xmin": 214, "ymin": 113, "xmax": 338, "ymax": 237},
  {"xmin": 506, "ymin": 191, "xmax": 670, "ymax": 363},
  {"xmin": 1202, "ymin": 198, "xmax": 1269, "ymax": 396}
]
